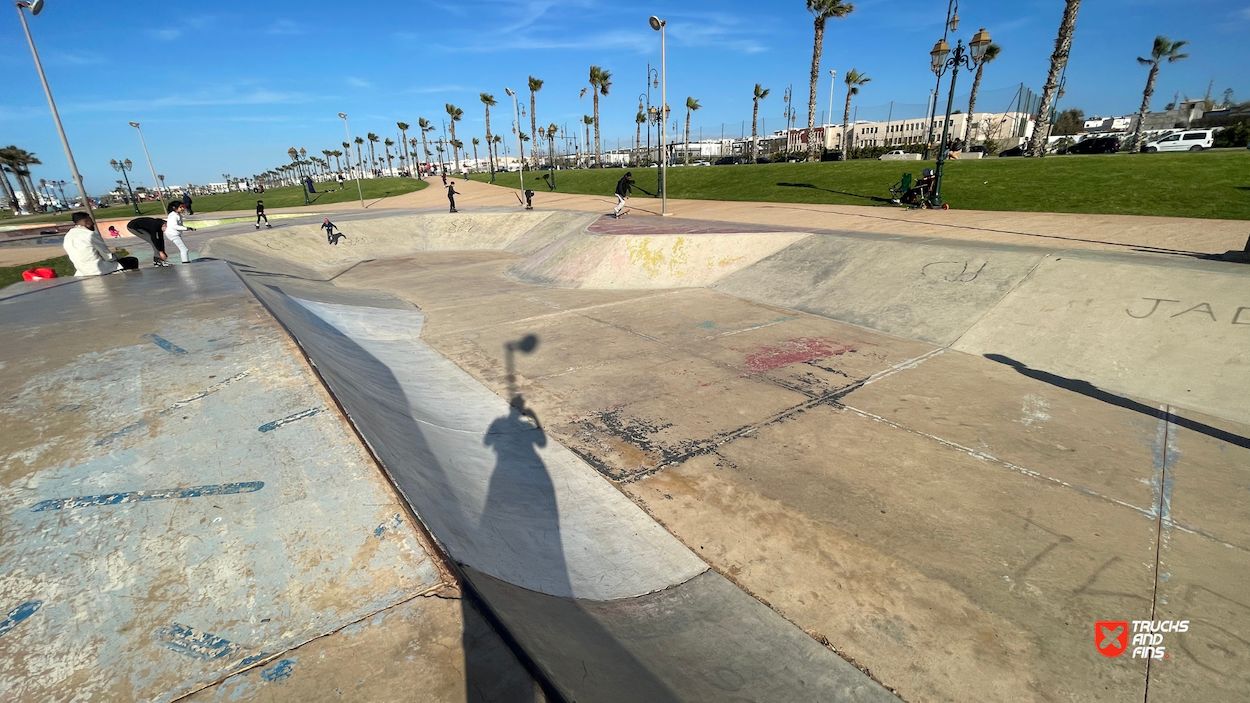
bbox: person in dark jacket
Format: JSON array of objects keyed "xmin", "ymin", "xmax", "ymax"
[
  {"xmin": 181, "ymin": 191, "xmax": 193, "ymax": 215},
  {"xmin": 447, "ymin": 181, "xmax": 460, "ymax": 213},
  {"xmin": 255, "ymin": 200, "xmax": 270, "ymax": 229},
  {"xmin": 125, "ymin": 216, "xmax": 171, "ymax": 267},
  {"xmin": 613, "ymin": 172, "xmax": 634, "ymax": 218}
]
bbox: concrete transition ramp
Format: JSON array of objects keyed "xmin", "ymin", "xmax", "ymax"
[{"xmin": 240, "ymin": 273, "xmax": 895, "ymax": 702}]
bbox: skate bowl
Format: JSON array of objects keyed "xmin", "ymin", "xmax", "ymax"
[
  {"xmin": 205, "ymin": 210, "xmax": 1249, "ymax": 427},
  {"xmin": 197, "ymin": 208, "xmax": 1249, "ymax": 700}
]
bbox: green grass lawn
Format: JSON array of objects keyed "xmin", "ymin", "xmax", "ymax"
[
  {"xmin": 469, "ymin": 150, "xmax": 1250, "ymax": 220},
  {"xmin": 0, "ymin": 249, "xmax": 130, "ymax": 288},
  {"xmin": 0, "ymin": 178, "xmax": 428, "ymax": 227}
]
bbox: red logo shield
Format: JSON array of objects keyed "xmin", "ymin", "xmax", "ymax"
[{"xmin": 1096, "ymin": 621, "xmax": 1129, "ymax": 658}]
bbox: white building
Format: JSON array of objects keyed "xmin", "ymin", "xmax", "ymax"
[
  {"xmin": 1083, "ymin": 116, "xmax": 1133, "ymax": 132},
  {"xmin": 787, "ymin": 110, "xmax": 1037, "ymax": 152}
]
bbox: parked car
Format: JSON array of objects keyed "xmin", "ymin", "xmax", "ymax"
[
  {"xmin": 966, "ymin": 145, "xmax": 988, "ymax": 154},
  {"xmin": 714, "ymin": 156, "xmax": 744, "ymax": 165},
  {"xmin": 693, "ymin": 160, "xmax": 711, "ymax": 166},
  {"xmin": 998, "ymin": 145, "xmax": 1026, "ymax": 157},
  {"xmin": 878, "ymin": 149, "xmax": 909, "ymax": 160},
  {"xmin": 755, "ymin": 157, "xmax": 772, "ymax": 164},
  {"xmin": 1067, "ymin": 136, "xmax": 1121, "ymax": 154},
  {"xmin": 1144, "ymin": 129, "xmax": 1216, "ymax": 152}
]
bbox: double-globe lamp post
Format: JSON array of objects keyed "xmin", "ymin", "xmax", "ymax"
[
  {"xmin": 337, "ymin": 113, "xmax": 365, "ymax": 208},
  {"xmin": 129, "ymin": 122, "xmax": 165, "ymax": 211},
  {"xmin": 649, "ymin": 15, "xmax": 670, "ymax": 216},
  {"xmin": 288, "ymin": 147, "xmax": 310, "ymax": 205},
  {"xmin": 16, "ymin": 0, "xmax": 97, "ymax": 227},
  {"xmin": 928, "ymin": 26, "xmax": 992, "ymax": 209},
  {"xmin": 110, "ymin": 159, "xmax": 141, "ymax": 216},
  {"xmin": 923, "ymin": 0, "xmax": 961, "ymax": 160}
]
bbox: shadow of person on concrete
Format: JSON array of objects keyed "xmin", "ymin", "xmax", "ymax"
[
  {"xmin": 243, "ymin": 291, "xmax": 681, "ymax": 701},
  {"xmin": 985, "ymin": 353, "xmax": 1250, "ymax": 449},
  {"xmin": 777, "ymin": 181, "xmax": 893, "ymax": 203}
]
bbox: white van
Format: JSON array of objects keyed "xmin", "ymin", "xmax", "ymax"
[{"xmin": 1145, "ymin": 129, "xmax": 1217, "ymax": 152}]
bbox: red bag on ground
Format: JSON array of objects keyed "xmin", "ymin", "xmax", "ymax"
[{"xmin": 22, "ymin": 268, "xmax": 57, "ymax": 282}]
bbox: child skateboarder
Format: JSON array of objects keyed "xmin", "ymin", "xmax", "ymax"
[
  {"xmin": 447, "ymin": 181, "xmax": 460, "ymax": 213},
  {"xmin": 255, "ymin": 200, "xmax": 270, "ymax": 229},
  {"xmin": 321, "ymin": 217, "xmax": 343, "ymax": 245}
]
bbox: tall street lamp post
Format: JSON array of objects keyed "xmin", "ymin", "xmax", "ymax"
[
  {"xmin": 110, "ymin": 158, "xmax": 141, "ymax": 216},
  {"xmin": 649, "ymin": 15, "xmax": 670, "ymax": 216},
  {"xmin": 288, "ymin": 148, "xmax": 310, "ymax": 205},
  {"xmin": 924, "ymin": 0, "xmax": 960, "ymax": 160},
  {"xmin": 128, "ymin": 121, "xmax": 165, "ymax": 211},
  {"xmin": 337, "ymin": 113, "xmax": 365, "ymax": 208},
  {"xmin": 504, "ymin": 88, "xmax": 526, "ymax": 196},
  {"xmin": 17, "ymin": 0, "xmax": 97, "ymax": 224},
  {"xmin": 929, "ymin": 26, "xmax": 992, "ymax": 209},
  {"xmin": 827, "ymin": 69, "xmax": 837, "ymax": 152}
]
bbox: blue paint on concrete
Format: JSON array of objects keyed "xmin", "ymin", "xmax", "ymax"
[
  {"xmin": 0, "ymin": 601, "xmax": 42, "ymax": 638},
  {"xmin": 94, "ymin": 420, "xmax": 147, "ymax": 447},
  {"xmin": 373, "ymin": 513, "xmax": 404, "ymax": 539},
  {"xmin": 157, "ymin": 623, "xmax": 245, "ymax": 661},
  {"xmin": 698, "ymin": 321, "xmax": 717, "ymax": 330},
  {"xmin": 143, "ymin": 333, "xmax": 188, "ymax": 355},
  {"xmin": 259, "ymin": 407, "xmax": 326, "ymax": 433},
  {"xmin": 260, "ymin": 658, "xmax": 296, "ymax": 682},
  {"xmin": 30, "ymin": 481, "xmax": 264, "ymax": 512},
  {"xmin": 161, "ymin": 372, "xmax": 251, "ymax": 414},
  {"xmin": 236, "ymin": 653, "xmax": 269, "ymax": 669}
]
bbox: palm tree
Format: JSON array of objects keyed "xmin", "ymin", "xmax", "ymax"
[
  {"xmin": 518, "ymin": 132, "xmax": 529, "ymax": 165},
  {"xmin": 396, "ymin": 122, "xmax": 412, "ymax": 176},
  {"xmin": 341, "ymin": 141, "xmax": 352, "ymax": 175},
  {"xmin": 964, "ymin": 43, "xmax": 1002, "ymax": 144},
  {"xmin": 383, "ymin": 138, "xmax": 395, "ymax": 175},
  {"xmin": 683, "ymin": 97, "xmax": 702, "ymax": 165},
  {"xmin": 354, "ymin": 136, "xmax": 365, "ymax": 177},
  {"xmin": 635, "ymin": 110, "xmax": 646, "ymax": 166},
  {"xmin": 1130, "ymin": 35, "xmax": 1189, "ymax": 149},
  {"xmin": 445, "ymin": 103, "xmax": 463, "ymax": 174},
  {"xmin": 842, "ymin": 69, "xmax": 871, "ymax": 158},
  {"xmin": 588, "ymin": 65, "xmax": 612, "ymax": 166},
  {"xmin": 751, "ymin": 84, "xmax": 770, "ymax": 162},
  {"xmin": 366, "ymin": 133, "xmax": 380, "ymax": 175},
  {"xmin": 804, "ymin": 0, "xmax": 855, "ymax": 161},
  {"xmin": 528, "ymin": 77, "xmax": 544, "ymax": 169},
  {"xmin": 331, "ymin": 150, "xmax": 343, "ymax": 173},
  {"xmin": 480, "ymin": 93, "xmax": 498, "ymax": 180},
  {"xmin": 491, "ymin": 134, "xmax": 503, "ymax": 170},
  {"xmin": 582, "ymin": 115, "xmax": 594, "ymax": 167},
  {"xmin": 468, "ymin": 137, "xmax": 480, "ymax": 173},
  {"xmin": 418, "ymin": 118, "xmax": 435, "ymax": 178},
  {"xmin": 1, "ymin": 146, "xmax": 40, "ymax": 211},
  {"xmin": 1027, "ymin": 0, "xmax": 1082, "ymax": 157}
]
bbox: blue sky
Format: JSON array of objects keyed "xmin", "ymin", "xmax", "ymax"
[{"xmin": 3, "ymin": 0, "xmax": 1247, "ymax": 193}]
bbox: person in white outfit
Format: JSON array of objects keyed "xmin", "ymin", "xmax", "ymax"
[
  {"xmin": 62, "ymin": 212, "xmax": 139, "ymax": 276},
  {"xmin": 165, "ymin": 202, "xmax": 196, "ymax": 263}
]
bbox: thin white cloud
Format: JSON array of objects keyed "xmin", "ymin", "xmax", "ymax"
[
  {"xmin": 346, "ymin": 77, "xmax": 373, "ymax": 88},
  {"xmin": 53, "ymin": 51, "xmax": 106, "ymax": 66},
  {"xmin": 269, "ymin": 20, "xmax": 303, "ymax": 35},
  {"xmin": 407, "ymin": 85, "xmax": 469, "ymax": 94},
  {"xmin": 1241, "ymin": 6, "xmax": 1250, "ymax": 19},
  {"xmin": 152, "ymin": 28, "xmax": 182, "ymax": 41},
  {"xmin": 76, "ymin": 88, "xmax": 316, "ymax": 113}
]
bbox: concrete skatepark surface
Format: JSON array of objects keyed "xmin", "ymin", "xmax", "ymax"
[{"xmin": 2, "ymin": 203, "xmax": 1247, "ymax": 701}]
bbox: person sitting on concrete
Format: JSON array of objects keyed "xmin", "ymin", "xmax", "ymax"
[
  {"xmin": 165, "ymin": 202, "xmax": 195, "ymax": 263},
  {"xmin": 125, "ymin": 216, "xmax": 171, "ymax": 267},
  {"xmin": 63, "ymin": 212, "xmax": 139, "ymax": 276}
]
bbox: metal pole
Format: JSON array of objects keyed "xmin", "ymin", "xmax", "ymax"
[
  {"xmin": 931, "ymin": 44, "xmax": 963, "ymax": 209},
  {"xmin": 17, "ymin": 4, "xmax": 96, "ymax": 228},
  {"xmin": 339, "ymin": 114, "xmax": 365, "ymax": 208},
  {"xmin": 925, "ymin": 0, "xmax": 958, "ymax": 159},
  {"xmin": 507, "ymin": 89, "xmax": 525, "ymax": 195},
  {"xmin": 659, "ymin": 21, "xmax": 668, "ymax": 215},
  {"xmin": 130, "ymin": 123, "xmax": 165, "ymax": 211}
]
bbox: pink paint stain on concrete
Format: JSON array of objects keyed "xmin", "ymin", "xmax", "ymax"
[{"xmin": 743, "ymin": 338, "xmax": 857, "ymax": 373}]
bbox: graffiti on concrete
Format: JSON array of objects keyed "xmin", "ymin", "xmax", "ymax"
[
  {"xmin": 1126, "ymin": 298, "xmax": 1250, "ymax": 324},
  {"xmin": 921, "ymin": 261, "xmax": 987, "ymax": 283},
  {"xmin": 30, "ymin": 481, "xmax": 265, "ymax": 512}
]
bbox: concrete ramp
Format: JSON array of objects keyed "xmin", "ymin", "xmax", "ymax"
[
  {"xmin": 508, "ymin": 231, "xmax": 808, "ymax": 289},
  {"xmin": 712, "ymin": 232, "xmax": 1049, "ymax": 345},
  {"xmin": 239, "ymin": 272, "xmax": 895, "ymax": 702},
  {"xmin": 202, "ymin": 210, "xmax": 595, "ymax": 279},
  {"xmin": 954, "ymin": 251, "xmax": 1250, "ymax": 425}
]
